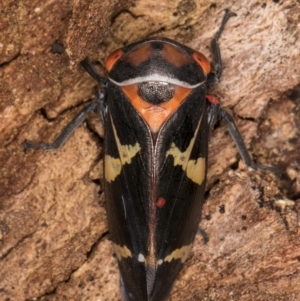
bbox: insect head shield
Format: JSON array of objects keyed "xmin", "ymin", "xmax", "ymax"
[{"xmin": 105, "ymin": 38, "xmax": 210, "ymax": 89}]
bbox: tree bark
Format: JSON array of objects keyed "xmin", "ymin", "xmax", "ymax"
[{"xmin": 0, "ymin": 0, "xmax": 300, "ymax": 300}]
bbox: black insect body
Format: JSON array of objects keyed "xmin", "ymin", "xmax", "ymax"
[{"xmin": 24, "ymin": 10, "xmax": 276, "ymax": 301}]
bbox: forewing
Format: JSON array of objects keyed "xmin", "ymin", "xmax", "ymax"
[
  {"xmin": 104, "ymin": 83, "xmax": 152, "ymax": 301},
  {"xmin": 151, "ymin": 87, "xmax": 209, "ymax": 300}
]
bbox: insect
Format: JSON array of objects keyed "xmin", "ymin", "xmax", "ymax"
[{"xmin": 24, "ymin": 9, "xmax": 276, "ymax": 301}]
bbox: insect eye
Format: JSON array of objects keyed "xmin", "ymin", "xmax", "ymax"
[
  {"xmin": 106, "ymin": 48, "xmax": 123, "ymax": 72},
  {"xmin": 192, "ymin": 51, "xmax": 211, "ymax": 75}
]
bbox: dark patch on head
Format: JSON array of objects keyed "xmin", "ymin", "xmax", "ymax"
[
  {"xmin": 151, "ymin": 42, "xmax": 164, "ymax": 51},
  {"xmin": 138, "ymin": 82, "xmax": 175, "ymax": 104}
]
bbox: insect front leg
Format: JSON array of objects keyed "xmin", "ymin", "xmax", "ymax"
[
  {"xmin": 81, "ymin": 59, "xmax": 108, "ymax": 87},
  {"xmin": 24, "ymin": 91, "xmax": 106, "ymax": 152},
  {"xmin": 207, "ymin": 9, "xmax": 237, "ymax": 84}
]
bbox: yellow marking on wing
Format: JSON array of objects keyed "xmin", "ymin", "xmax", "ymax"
[
  {"xmin": 166, "ymin": 116, "xmax": 205, "ymax": 185},
  {"xmin": 113, "ymin": 243, "xmax": 132, "ymax": 261},
  {"xmin": 105, "ymin": 115, "xmax": 141, "ymax": 183},
  {"xmin": 164, "ymin": 244, "xmax": 192, "ymax": 263},
  {"xmin": 105, "ymin": 155, "xmax": 122, "ymax": 183},
  {"xmin": 186, "ymin": 157, "xmax": 206, "ymax": 185}
]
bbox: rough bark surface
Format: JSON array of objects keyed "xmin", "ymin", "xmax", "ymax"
[{"xmin": 0, "ymin": 0, "xmax": 300, "ymax": 301}]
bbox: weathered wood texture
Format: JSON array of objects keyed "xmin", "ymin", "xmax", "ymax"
[{"xmin": 0, "ymin": 0, "xmax": 300, "ymax": 300}]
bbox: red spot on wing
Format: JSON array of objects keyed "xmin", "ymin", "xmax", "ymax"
[{"xmin": 156, "ymin": 197, "xmax": 166, "ymax": 208}]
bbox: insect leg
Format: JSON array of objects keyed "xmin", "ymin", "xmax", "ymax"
[
  {"xmin": 81, "ymin": 59, "xmax": 108, "ymax": 87},
  {"xmin": 207, "ymin": 9, "xmax": 237, "ymax": 84},
  {"xmin": 24, "ymin": 92, "xmax": 106, "ymax": 152},
  {"xmin": 218, "ymin": 108, "xmax": 279, "ymax": 175}
]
